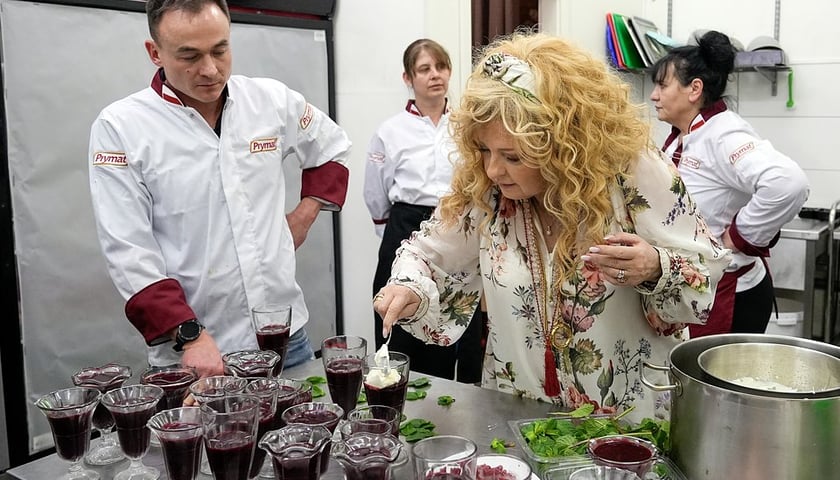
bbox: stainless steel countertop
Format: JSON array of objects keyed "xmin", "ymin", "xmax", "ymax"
[
  {"xmin": 9, "ymin": 358, "xmax": 555, "ymax": 479},
  {"xmin": 779, "ymin": 217, "xmax": 830, "ymax": 241}
]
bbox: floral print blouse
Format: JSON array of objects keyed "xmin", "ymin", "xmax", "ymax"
[{"xmin": 389, "ymin": 150, "xmax": 730, "ymax": 423}]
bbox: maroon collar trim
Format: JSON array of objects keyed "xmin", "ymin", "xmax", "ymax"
[
  {"xmin": 151, "ymin": 69, "xmax": 184, "ymax": 106},
  {"xmin": 404, "ymin": 98, "xmax": 450, "ymax": 118}
]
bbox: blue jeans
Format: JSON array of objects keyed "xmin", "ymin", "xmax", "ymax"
[{"xmin": 284, "ymin": 328, "xmax": 315, "ymax": 368}]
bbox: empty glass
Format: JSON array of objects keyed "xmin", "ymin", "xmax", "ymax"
[
  {"xmin": 259, "ymin": 425, "xmax": 332, "ymax": 480},
  {"xmin": 200, "ymin": 394, "xmax": 261, "ymax": 480},
  {"xmin": 101, "ymin": 384, "xmax": 165, "ymax": 480},
  {"xmin": 147, "ymin": 407, "xmax": 203, "ymax": 480},
  {"xmin": 35, "ymin": 387, "xmax": 101, "ymax": 480},
  {"xmin": 71, "ymin": 363, "xmax": 131, "ymax": 466},
  {"xmin": 413, "ymin": 435, "xmax": 478, "ymax": 480},
  {"xmin": 251, "ymin": 304, "xmax": 292, "ymax": 374},
  {"xmin": 333, "ymin": 432, "xmax": 402, "ymax": 480},
  {"xmin": 321, "ymin": 335, "xmax": 367, "ymax": 418}
]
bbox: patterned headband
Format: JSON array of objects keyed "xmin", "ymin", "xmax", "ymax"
[{"xmin": 483, "ymin": 53, "xmax": 540, "ymax": 103}]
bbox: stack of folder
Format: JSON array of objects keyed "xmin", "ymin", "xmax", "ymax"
[{"xmin": 606, "ymin": 13, "xmax": 677, "ymax": 70}]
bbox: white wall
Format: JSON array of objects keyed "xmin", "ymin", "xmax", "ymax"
[
  {"xmin": 333, "ymin": 0, "xmax": 471, "ymax": 347},
  {"xmin": 333, "ymin": 0, "xmax": 839, "ymax": 345}
]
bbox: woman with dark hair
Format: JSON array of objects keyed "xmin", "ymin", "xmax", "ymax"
[
  {"xmin": 649, "ymin": 30, "xmax": 809, "ymax": 337},
  {"xmin": 364, "ymin": 39, "xmax": 485, "ymax": 382}
]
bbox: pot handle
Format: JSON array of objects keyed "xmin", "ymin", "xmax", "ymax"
[{"xmin": 641, "ymin": 361, "xmax": 681, "ymax": 395}]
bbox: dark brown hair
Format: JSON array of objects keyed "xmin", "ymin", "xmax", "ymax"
[
  {"xmin": 146, "ymin": 0, "xmax": 230, "ymax": 41},
  {"xmin": 402, "ymin": 39, "xmax": 452, "ymax": 80}
]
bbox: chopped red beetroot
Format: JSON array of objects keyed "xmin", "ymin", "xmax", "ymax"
[{"xmin": 476, "ymin": 464, "xmax": 516, "ymax": 480}]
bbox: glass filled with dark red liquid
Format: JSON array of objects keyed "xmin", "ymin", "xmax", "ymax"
[
  {"xmin": 35, "ymin": 386, "xmax": 101, "ymax": 480},
  {"xmin": 259, "ymin": 424, "xmax": 332, "ymax": 480},
  {"xmin": 140, "ymin": 365, "xmax": 197, "ymax": 412},
  {"xmin": 223, "ymin": 349, "xmax": 282, "ymax": 379},
  {"xmin": 281, "ymin": 402, "xmax": 344, "ymax": 474},
  {"xmin": 251, "ymin": 303, "xmax": 292, "ymax": 375},
  {"xmin": 101, "ymin": 384, "xmax": 165, "ymax": 480},
  {"xmin": 362, "ymin": 351, "xmax": 410, "ymax": 415},
  {"xmin": 333, "ymin": 432, "xmax": 402, "ymax": 480},
  {"xmin": 147, "ymin": 406, "xmax": 204, "ymax": 480},
  {"xmin": 200, "ymin": 394, "xmax": 261, "ymax": 480},
  {"xmin": 243, "ymin": 379, "xmax": 281, "ymax": 479},
  {"xmin": 71, "ymin": 363, "xmax": 132, "ymax": 466},
  {"xmin": 321, "ymin": 335, "xmax": 367, "ymax": 419}
]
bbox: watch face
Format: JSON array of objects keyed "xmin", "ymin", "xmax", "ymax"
[{"xmin": 179, "ymin": 321, "xmax": 202, "ymax": 341}]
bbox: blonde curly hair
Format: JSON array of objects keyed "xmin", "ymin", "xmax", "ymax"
[{"xmin": 442, "ymin": 32, "xmax": 654, "ymax": 286}]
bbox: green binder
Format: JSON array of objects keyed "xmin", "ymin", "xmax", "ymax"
[{"xmin": 610, "ymin": 13, "xmax": 645, "ymax": 70}]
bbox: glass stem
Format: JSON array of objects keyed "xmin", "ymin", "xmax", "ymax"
[{"xmin": 100, "ymin": 428, "xmax": 117, "ymax": 446}]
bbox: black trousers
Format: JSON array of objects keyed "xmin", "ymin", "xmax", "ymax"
[
  {"xmin": 731, "ymin": 271, "xmax": 774, "ymax": 333},
  {"xmin": 373, "ymin": 203, "xmax": 486, "ymax": 383}
]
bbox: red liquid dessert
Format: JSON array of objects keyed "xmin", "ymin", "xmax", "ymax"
[
  {"xmin": 476, "ymin": 464, "xmax": 517, "ymax": 480},
  {"xmin": 46, "ymin": 412, "xmax": 92, "ymax": 462},
  {"xmin": 110, "ymin": 404, "xmax": 157, "ymax": 458},
  {"xmin": 593, "ymin": 439, "xmax": 653, "ymax": 463},
  {"xmin": 342, "ymin": 447, "xmax": 392, "ymax": 480},
  {"xmin": 363, "ymin": 374, "xmax": 409, "ymax": 414},
  {"xmin": 142, "ymin": 370, "xmax": 196, "ymax": 410},
  {"xmin": 275, "ymin": 385, "xmax": 303, "ymax": 428},
  {"xmin": 159, "ymin": 422, "xmax": 202, "ymax": 480},
  {"xmin": 271, "ymin": 445, "xmax": 322, "ymax": 480},
  {"xmin": 205, "ymin": 430, "xmax": 255, "ymax": 480},
  {"xmin": 248, "ymin": 411, "xmax": 276, "ymax": 478},
  {"xmin": 325, "ymin": 357, "xmax": 363, "ymax": 417},
  {"xmin": 256, "ymin": 324, "xmax": 290, "ymax": 367},
  {"xmin": 285, "ymin": 409, "xmax": 339, "ymax": 473}
]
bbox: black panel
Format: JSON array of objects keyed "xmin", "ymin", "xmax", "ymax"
[{"xmin": 228, "ymin": 0, "xmax": 335, "ymax": 17}]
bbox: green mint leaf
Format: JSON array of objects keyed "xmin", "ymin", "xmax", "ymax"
[
  {"xmin": 408, "ymin": 377, "xmax": 431, "ymax": 388},
  {"xmin": 490, "ymin": 438, "xmax": 507, "ymax": 453},
  {"xmin": 305, "ymin": 376, "xmax": 326, "ymax": 385},
  {"xmin": 437, "ymin": 395, "xmax": 455, "ymax": 406}
]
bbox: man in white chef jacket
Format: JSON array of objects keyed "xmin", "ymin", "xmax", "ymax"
[{"xmin": 88, "ymin": 0, "xmax": 351, "ymax": 377}]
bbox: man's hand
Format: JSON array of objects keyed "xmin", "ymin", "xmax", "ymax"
[
  {"xmin": 286, "ymin": 197, "xmax": 322, "ymax": 249},
  {"xmin": 180, "ymin": 331, "xmax": 224, "ymax": 379}
]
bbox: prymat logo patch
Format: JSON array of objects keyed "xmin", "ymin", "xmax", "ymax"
[{"xmin": 93, "ymin": 151, "xmax": 128, "ymax": 167}]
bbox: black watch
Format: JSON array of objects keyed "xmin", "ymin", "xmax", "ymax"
[{"xmin": 173, "ymin": 319, "xmax": 204, "ymax": 352}]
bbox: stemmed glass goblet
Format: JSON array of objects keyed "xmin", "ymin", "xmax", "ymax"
[
  {"xmin": 321, "ymin": 335, "xmax": 367, "ymax": 418},
  {"xmin": 147, "ymin": 406, "xmax": 204, "ymax": 480},
  {"xmin": 101, "ymin": 384, "xmax": 165, "ymax": 480},
  {"xmin": 71, "ymin": 363, "xmax": 131, "ymax": 466},
  {"xmin": 35, "ymin": 387, "xmax": 101, "ymax": 480}
]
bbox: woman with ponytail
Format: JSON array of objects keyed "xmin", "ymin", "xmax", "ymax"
[{"xmin": 650, "ymin": 30, "xmax": 809, "ymax": 337}]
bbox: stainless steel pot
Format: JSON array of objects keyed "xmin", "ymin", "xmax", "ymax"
[{"xmin": 642, "ymin": 334, "xmax": 840, "ymax": 479}]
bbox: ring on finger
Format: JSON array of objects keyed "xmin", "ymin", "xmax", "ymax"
[
  {"xmin": 616, "ymin": 268, "xmax": 626, "ymax": 283},
  {"xmin": 373, "ymin": 293, "xmax": 385, "ymax": 302}
]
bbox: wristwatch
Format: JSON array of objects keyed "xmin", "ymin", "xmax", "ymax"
[{"xmin": 173, "ymin": 319, "xmax": 204, "ymax": 352}]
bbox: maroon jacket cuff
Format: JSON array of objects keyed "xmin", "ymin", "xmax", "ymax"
[
  {"xmin": 125, "ymin": 278, "xmax": 197, "ymax": 345},
  {"xmin": 301, "ymin": 162, "xmax": 349, "ymax": 209},
  {"xmin": 728, "ymin": 214, "xmax": 778, "ymax": 257}
]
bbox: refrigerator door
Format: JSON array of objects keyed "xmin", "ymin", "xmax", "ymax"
[{"xmin": 0, "ymin": 0, "xmax": 337, "ymax": 456}]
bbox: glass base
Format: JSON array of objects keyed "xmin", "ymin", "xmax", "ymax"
[
  {"xmin": 62, "ymin": 465, "xmax": 100, "ymax": 480},
  {"xmin": 258, "ymin": 460, "xmax": 275, "ymax": 478},
  {"xmin": 84, "ymin": 441, "xmax": 126, "ymax": 466},
  {"xmin": 200, "ymin": 445, "xmax": 212, "ymax": 476},
  {"xmin": 114, "ymin": 464, "xmax": 159, "ymax": 480}
]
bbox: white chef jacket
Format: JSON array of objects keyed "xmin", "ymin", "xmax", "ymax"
[
  {"xmin": 663, "ymin": 100, "xmax": 808, "ymax": 292},
  {"xmin": 363, "ymin": 101, "xmax": 455, "ymax": 237},
  {"xmin": 89, "ymin": 72, "xmax": 351, "ymax": 366}
]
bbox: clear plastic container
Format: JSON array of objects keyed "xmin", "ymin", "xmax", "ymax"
[{"xmin": 508, "ymin": 419, "xmax": 687, "ymax": 480}]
